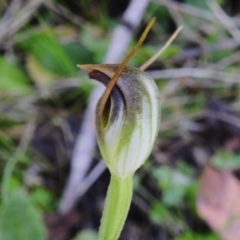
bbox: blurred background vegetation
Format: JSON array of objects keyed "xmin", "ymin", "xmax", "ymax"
[{"xmin": 1, "ymin": 0, "xmax": 240, "ymax": 239}]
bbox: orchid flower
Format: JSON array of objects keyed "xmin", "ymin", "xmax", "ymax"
[
  {"xmin": 78, "ymin": 18, "xmax": 181, "ymax": 240},
  {"xmin": 80, "ymin": 64, "xmax": 161, "ymax": 179}
]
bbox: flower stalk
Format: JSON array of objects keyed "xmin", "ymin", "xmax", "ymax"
[{"xmin": 98, "ymin": 174, "xmax": 132, "ymax": 240}]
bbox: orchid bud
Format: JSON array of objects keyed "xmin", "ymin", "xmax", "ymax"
[{"xmin": 81, "ymin": 64, "xmax": 161, "ymax": 179}]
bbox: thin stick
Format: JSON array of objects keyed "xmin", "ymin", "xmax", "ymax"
[
  {"xmin": 140, "ymin": 26, "xmax": 183, "ymax": 71},
  {"xmin": 98, "ymin": 17, "xmax": 156, "ymax": 116}
]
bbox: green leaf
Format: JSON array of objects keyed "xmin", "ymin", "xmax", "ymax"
[
  {"xmin": 0, "ymin": 57, "xmax": 30, "ymax": 92},
  {"xmin": 210, "ymin": 49, "xmax": 231, "ymax": 61},
  {"xmin": 212, "ymin": 151, "xmax": 240, "ymax": 170},
  {"xmin": 30, "ymin": 188, "xmax": 55, "ymax": 211},
  {"xmin": 153, "ymin": 166, "xmax": 193, "ymax": 206},
  {"xmin": 73, "ymin": 229, "xmax": 98, "ymax": 240},
  {"xmin": 149, "ymin": 201, "xmax": 186, "ymax": 232},
  {"xmin": 149, "ymin": 201, "xmax": 172, "ymax": 224},
  {"xmin": 63, "ymin": 42, "xmax": 94, "ymax": 65},
  {"xmin": 174, "ymin": 231, "xmax": 220, "ymax": 240},
  {"xmin": 18, "ymin": 30, "xmax": 76, "ymax": 76},
  {"xmin": 0, "ymin": 189, "xmax": 47, "ymax": 240}
]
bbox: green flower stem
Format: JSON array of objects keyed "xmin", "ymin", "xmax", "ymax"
[{"xmin": 98, "ymin": 174, "xmax": 133, "ymax": 240}]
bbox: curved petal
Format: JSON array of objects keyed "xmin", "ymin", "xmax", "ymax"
[{"xmin": 82, "ymin": 64, "xmax": 161, "ymax": 178}]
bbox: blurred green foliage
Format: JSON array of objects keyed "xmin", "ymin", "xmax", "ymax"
[
  {"xmin": 73, "ymin": 229, "xmax": 98, "ymax": 240},
  {"xmin": 0, "ymin": 57, "xmax": 30, "ymax": 92},
  {"xmin": 0, "ymin": 190, "xmax": 47, "ymax": 240},
  {"xmin": 152, "ymin": 165, "xmax": 195, "ymax": 206},
  {"xmin": 1, "ymin": 0, "xmax": 240, "ymax": 239},
  {"xmin": 212, "ymin": 151, "xmax": 240, "ymax": 170},
  {"xmin": 174, "ymin": 231, "xmax": 220, "ymax": 240},
  {"xmin": 18, "ymin": 31, "xmax": 77, "ymax": 76}
]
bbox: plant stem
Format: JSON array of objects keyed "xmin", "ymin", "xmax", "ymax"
[{"xmin": 98, "ymin": 174, "xmax": 133, "ymax": 240}]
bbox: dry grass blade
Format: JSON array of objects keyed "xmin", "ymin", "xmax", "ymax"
[
  {"xmin": 140, "ymin": 26, "xmax": 183, "ymax": 71},
  {"xmin": 208, "ymin": 0, "xmax": 240, "ymax": 41},
  {"xmin": 147, "ymin": 68, "xmax": 240, "ymax": 83},
  {"xmin": 0, "ymin": 0, "xmax": 45, "ymax": 42}
]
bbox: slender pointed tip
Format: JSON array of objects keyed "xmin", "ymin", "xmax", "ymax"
[{"xmin": 77, "ymin": 64, "xmax": 95, "ymax": 71}]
